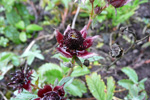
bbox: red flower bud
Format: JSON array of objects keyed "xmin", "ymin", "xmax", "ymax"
[{"xmin": 94, "ymin": 5, "xmax": 102, "ymax": 15}]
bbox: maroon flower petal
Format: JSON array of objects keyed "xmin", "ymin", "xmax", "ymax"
[
  {"xmin": 34, "ymin": 98, "xmax": 40, "ymax": 100},
  {"xmin": 108, "ymin": 0, "xmax": 131, "ymax": 8},
  {"xmin": 37, "ymin": 85, "xmax": 52, "ymax": 98},
  {"xmin": 80, "ymin": 25, "xmax": 87, "ymax": 38},
  {"xmin": 55, "ymin": 30, "xmax": 64, "ymax": 44},
  {"xmin": 83, "ymin": 35, "xmax": 99, "ymax": 49},
  {"xmin": 53, "ymin": 85, "xmax": 65, "ymax": 96},
  {"xmin": 57, "ymin": 47, "xmax": 73, "ymax": 58},
  {"xmin": 64, "ymin": 25, "xmax": 71, "ymax": 35},
  {"xmin": 23, "ymin": 80, "xmax": 31, "ymax": 92},
  {"xmin": 78, "ymin": 50, "xmax": 97, "ymax": 58}
]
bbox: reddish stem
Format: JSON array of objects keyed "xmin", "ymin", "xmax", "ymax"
[{"xmin": 87, "ymin": 4, "xmax": 108, "ymax": 30}]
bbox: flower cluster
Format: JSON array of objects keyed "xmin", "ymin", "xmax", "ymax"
[
  {"xmin": 8, "ymin": 68, "xmax": 32, "ymax": 93},
  {"xmin": 55, "ymin": 25, "xmax": 98, "ymax": 58},
  {"xmin": 34, "ymin": 84, "xmax": 66, "ymax": 100}
]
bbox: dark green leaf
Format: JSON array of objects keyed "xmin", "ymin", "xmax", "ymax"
[
  {"xmin": 4, "ymin": 26, "xmax": 21, "ymax": 44},
  {"xmin": 6, "ymin": 8, "xmax": 21, "ymax": 25},
  {"xmin": 73, "ymin": 56, "xmax": 82, "ymax": 67}
]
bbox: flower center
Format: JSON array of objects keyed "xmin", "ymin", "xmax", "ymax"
[{"xmin": 63, "ymin": 29, "xmax": 84, "ymax": 50}]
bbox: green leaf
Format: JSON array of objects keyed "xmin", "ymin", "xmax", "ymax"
[
  {"xmin": 52, "ymin": 53, "xmax": 71, "ymax": 62},
  {"xmin": 11, "ymin": 55, "xmax": 20, "ymax": 66},
  {"xmin": 58, "ymin": 77, "xmax": 73, "ymax": 86},
  {"xmin": 26, "ymin": 24, "xmax": 43, "ymax": 31},
  {"xmin": 61, "ymin": 0, "xmax": 71, "ymax": 8},
  {"xmin": 0, "ymin": 65, "xmax": 13, "ymax": 80},
  {"xmin": 80, "ymin": 55, "xmax": 104, "ymax": 63},
  {"xmin": 67, "ymin": 79, "xmax": 87, "ymax": 97},
  {"xmin": 38, "ymin": 63, "xmax": 63, "ymax": 84},
  {"xmin": 86, "ymin": 72, "xmax": 106, "ymax": 100},
  {"xmin": 21, "ymin": 49, "xmax": 44, "ymax": 65},
  {"xmin": 1, "ymin": 0, "xmax": 15, "ymax": 12},
  {"xmin": 73, "ymin": 56, "xmax": 82, "ymax": 67},
  {"xmin": 15, "ymin": 3, "xmax": 31, "ymax": 26},
  {"xmin": 118, "ymin": 79, "xmax": 134, "ymax": 90},
  {"xmin": 6, "ymin": 8, "xmax": 21, "ymax": 25},
  {"xmin": 19, "ymin": 32, "xmax": 27, "ymax": 42},
  {"xmin": 44, "ymin": 69, "xmax": 63, "ymax": 84},
  {"xmin": 0, "ymin": 37, "xmax": 9, "ymax": 47},
  {"xmin": 4, "ymin": 26, "xmax": 21, "ymax": 44},
  {"xmin": 128, "ymin": 84, "xmax": 139, "ymax": 98},
  {"xmin": 0, "ymin": 52, "xmax": 13, "ymax": 67},
  {"xmin": 122, "ymin": 67, "xmax": 138, "ymax": 83},
  {"xmin": 71, "ymin": 66, "xmax": 90, "ymax": 77},
  {"xmin": 139, "ymin": 78, "xmax": 147, "ymax": 90},
  {"xmin": 142, "ymin": 42, "xmax": 150, "ymax": 48},
  {"xmin": 38, "ymin": 63, "xmax": 62, "ymax": 75},
  {"xmin": 15, "ymin": 21, "xmax": 25, "ymax": 30},
  {"xmin": 10, "ymin": 90, "xmax": 37, "ymax": 100},
  {"xmin": 106, "ymin": 77, "xmax": 115, "ymax": 100},
  {"xmin": 27, "ymin": 55, "xmax": 35, "ymax": 65}
]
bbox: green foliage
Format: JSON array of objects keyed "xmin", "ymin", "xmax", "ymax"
[
  {"xmin": 122, "ymin": 67, "xmax": 138, "ymax": 84},
  {"xmin": 38, "ymin": 63, "xmax": 63, "ymax": 84},
  {"xmin": 21, "ymin": 45, "xmax": 44, "ymax": 65},
  {"xmin": 10, "ymin": 90, "xmax": 38, "ymax": 100},
  {"xmin": 4, "ymin": 26, "xmax": 21, "ymax": 44},
  {"xmin": 15, "ymin": 21, "xmax": 25, "ymax": 30},
  {"xmin": 52, "ymin": 53, "xmax": 71, "ymax": 62},
  {"xmin": 72, "ymin": 56, "xmax": 83, "ymax": 67},
  {"xmin": 19, "ymin": 32, "xmax": 27, "ymax": 42},
  {"xmin": 71, "ymin": 66, "xmax": 90, "ymax": 77},
  {"xmin": 86, "ymin": 72, "xmax": 115, "ymax": 100},
  {"xmin": 106, "ymin": 77, "xmax": 115, "ymax": 100},
  {"xmin": 66, "ymin": 79, "xmax": 87, "ymax": 97},
  {"xmin": 118, "ymin": 67, "xmax": 148, "ymax": 100},
  {"xmin": 0, "ymin": 37, "xmax": 9, "ymax": 47},
  {"xmin": 26, "ymin": 24, "xmax": 43, "ymax": 32},
  {"xmin": 80, "ymin": 0, "xmax": 148, "ymax": 27},
  {"xmin": 0, "ymin": 2, "xmax": 43, "ymax": 44},
  {"xmin": 0, "ymin": 52, "xmax": 20, "ymax": 80},
  {"xmin": 142, "ymin": 42, "xmax": 150, "ymax": 48}
]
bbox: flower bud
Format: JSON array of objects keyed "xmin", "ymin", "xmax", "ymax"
[
  {"xmin": 94, "ymin": 5, "xmax": 102, "ymax": 15},
  {"xmin": 83, "ymin": 59, "xmax": 90, "ymax": 66}
]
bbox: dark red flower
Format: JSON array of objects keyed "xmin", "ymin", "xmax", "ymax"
[
  {"xmin": 55, "ymin": 25, "xmax": 98, "ymax": 58},
  {"xmin": 34, "ymin": 84, "xmax": 66, "ymax": 100},
  {"xmin": 8, "ymin": 68, "xmax": 32, "ymax": 93},
  {"xmin": 107, "ymin": 0, "xmax": 132, "ymax": 8}
]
